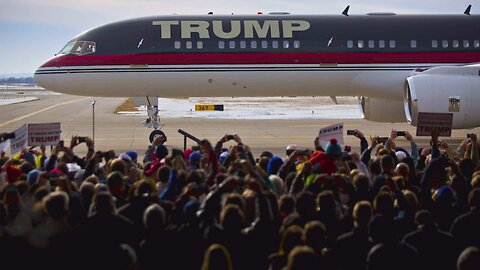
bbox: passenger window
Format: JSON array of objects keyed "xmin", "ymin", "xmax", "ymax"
[
  {"xmin": 368, "ymin": 40, "xmax": 375, "ymax": 48},
  {"xmin": 283, "ymin": 40, "xmax": 290, "ymax": 48},
  {"xmin": 218, "ymin": 41, "xmax": 225, "ymax": 49},
  {"xmin": 229, "ymin": 41, "xmax": 235, "ymax": 49},
  {"xmin": 389, "ymin": 40, "xmax": 396, "ymax": 48},
  {"xmin": 442, "ymin": 40, "xmax": 448, "ymax": 48},
  {"xmin": 240, "ymin": 41, "xmax": 246, "ymax": 49},
  {"xmin": 261, "ymin": 40, "xmax": 268, "ymax": 48},
  {"xmin": 293, "ymin": 40, "xmax": 300, "ymax": 48},
  {"xmin": 410, "ymin": 40, "xmax": 417, "ymax": 48},
  {"xmin": 272, "ymin": 40, "xmax": 279, "ymax": 49},
  {"xmin": 463, "ymin": 40, "xmax": 470, "ymax": 48},
  {"xmin": 250, "ymin": 40, "xmax": 257, "ymax": 49},
  {"xmin": 347, "ymin": 40, "xmax": 353, "ymax": 48},
  {"xmin": 452, "ymin": 40, "xmax": 459, "ymax": 48},
  {"xmin": 379, "ymin": 40, "xmax": 385, "ymax": 48},
  {"xmin": 186, "ymin": 41, "xmax": 192, "ymax": 49},
  {"xmin": 357, "ymin": 40, "xmax": 364, "ymax": 48},
  {"xmin": 197, "ymin": 41, "xmax": 203, "ymax": 49},
  {"xmin": 174, "ymin": 41, "xmax": 181, "ymax": 49},
  {"xmin": 475, "ymin": 40, "xmax": 480, "ymax": 48},
  {"xmin": 432, "ymin": 40, "xmax": 438, "ymax": 48}
]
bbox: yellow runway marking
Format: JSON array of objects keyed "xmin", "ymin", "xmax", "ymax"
[{"xmin": 0, "ymin": 97, "xmax": 90, "ymax": 127}]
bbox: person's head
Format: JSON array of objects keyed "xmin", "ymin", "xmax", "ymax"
[
  {"xmin": 279, "ymin": 225, "xmax": 304, "ymax": 255},
  {"xmin": 373, "ymin": 191, "xmax": 394, "ymax": 217},
  {"xmin": 143, "ymin": 203, "xmax": 166, "ymax": 231},
  {"xmin": 286, "ymin": 144, "xmax": 298, "ymax": 157},
  {"xmin": 395, "ymin": 163, "xmax": 409, "ymax": 180},
  {"xmin": 199, "ymin": 139, "xmax": 213, "ymax": 154},
  {"xmin": 317, "ymin": 190, "xmax": 336, "ymax": 214},
  {"xmin": 79, "ymin": 182, "xmax": 95, "ymax": 205},
  {"xmin": 43, "ymin": 191, "xmax": 69, "ymax": 220},
  {"xmin": 380, "ymin": 155, "xmax": 395, "ymax": 174},
  {"xmin": 220, "ymin": 204, "xmax": 244, "ymax": 232},
  {"xmin": 303, "ymin": 221, "xmax": 327, "ymax": 252},
  {"xmin": 92, "ymin": 192, "xmax": 116, "ymax": 215},
  {"xmin": 279, "ymin": 194, "xmax": 296, "ymax": 216},
  {"xmin": 201, "ymin": 244, "xmax": 233, "ymax": 270},
  {"xmin": 326, "ymin": 138, "xmax": 342, "ymax": 159},
  {"xmin": 469, "ymin": 188, "xmax": 480, "ymax": 209},
  {"xmin": 353, "ymin": 173, "xmax": 370, "ymax": 193},
  {"xmin": 415, "ymin": 209, "xmax": 435, "ymax": 228},
  {"xmin": 286, "ymin": 246, "xmax": 316, "ymax": 270},
  {"xmin": 459, "ymin": 158, "xmax": 475, "ymax": 179},
  {"xmin": 267, "ymin": 156, "xmax": 284, "ymax": 175},
  {"xmin": 296, "ymin": 191, "xmax": 316, "ymax": 218},
  {"xmin": 353, "ymin": 201, "xmax": 373, "ymax": 228},
  {"xmin": 222, "ymin": 193, "xmax": 245, "ymax": 214},
  {"xmin": 369, "ymin": 158, "xmax": 382, "ymax": 177},
  {"xmin": 134, "ymin": 180, "xmax": 153, "ymax": 197},
  {"xmin": 472, "ymin": 175, "xmax": 480, "ymax": 189},
  {"xmin": 19, "ymin": 161, "xmax": 34, "ymax": 174},
  {"xmin": 401, "ymin": 190, "xmax": 420, "ymax": 210},
  {"xmin": 369, "ymin": 214, "xmax": 395, "ymax": 243},
  {"xmin": 106, "ymin": 171, "xmax": 125, "ymax": 196},
  {"xmin": 258, "ymin": 156, "xmax": 271, "ymax": 174},
  {"xmin": 110, "ymin": 158, "xmax": 128, "ymax": 176},
  {"xmin": 457, "ymin": 247, "xmax": 480, "ymax": 270}
]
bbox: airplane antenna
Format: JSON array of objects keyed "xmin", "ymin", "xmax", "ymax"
[
  {"xmin": 342, "ymin": 5, "xmax": 350, "ymax": 16},
  {"xmin": 464, "ymin": 5, "xmax": 472, "ymax": 15}
]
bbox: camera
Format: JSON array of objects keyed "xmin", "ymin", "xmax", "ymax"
[
  {"xmin": 226, "ymin": 135, "xmax": 235, "ymax": 141},
  {"xmin": 58, "ymin": 140, "xmax": 64, "ymax": 147},
  {"xmin": 78, "ymin": 136, "xmax": 88, "ymax": 143},
  {"xmin": 378, "ymin": 137, "xmax": 389, "ymax": 143},
  {"xmin": 347, "ymin": 130, "xmax": 356, "ymax": 136},
  {"xmin": 396, "ymin": 131, "xmax": 406, "ymax": 137}
]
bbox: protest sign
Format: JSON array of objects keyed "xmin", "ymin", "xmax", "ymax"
[{"xmin": 318, "ymin": 123, "xmax": 344, "ymax": 149}]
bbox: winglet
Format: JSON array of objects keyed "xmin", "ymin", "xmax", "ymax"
[
  {"xmin": 464, "ymin": 5, "xmax": 472, "ymax": 15},
  {"xmin": 342, "ymin": 5, "xmax": 350, "ymax": 16}
]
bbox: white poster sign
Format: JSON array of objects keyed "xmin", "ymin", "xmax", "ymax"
[
  {"xmin": 28, "ymin": 122, "xmax": 61, "ymax": 146},
  {"xmin": 318, "ymin": 123, "xmax": 344, "ymax": 149},
  {"xmin": 10, "ymin": 124, "xmax": 28, "ymax": 154}
]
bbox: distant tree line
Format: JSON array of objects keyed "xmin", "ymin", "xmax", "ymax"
[{"xmin": 0, "ymin": 77, "xmax": 35, "ymax": 84}]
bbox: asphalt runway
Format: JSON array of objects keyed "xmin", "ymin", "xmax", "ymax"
[{"xmin": 0, "ymin": 93, "xmax": 478, "ymax": 158}]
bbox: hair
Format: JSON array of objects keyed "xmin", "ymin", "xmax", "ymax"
[
  {"xmin": 415, "ymin": 209, "xmax": 434, "ymax": 227},
  {"xmin": 353, "ymin": 173, "xmax": 370, "ymax": 193},
  {"xmin": 279, "ymin": 194, "xmax": 296, "ymax": 216},
  {"xmin": 457, "ymin": 247, "xmax": 480, "ymax": 270},
  {"xmin": 374, "ymin": 191, "xmax": 394, "ymax": 217},
  {"xmin": 157, "ymin": 165, "xmax": 171, "ymax": 183},
  {"xmin": 134, "ymin": 180, "xmax": 153, "ymax": 197},
  {"xmin": 380, "ymin": 155, "xmax": 395, "ymax": 172},
  {"xmin": 93, "ymin": 192, "xmax": 115, "ymax": 214},
  {"xmin": 395, "ymin": 163, "xmax": 409, "ymax": 177},
  {"xmin": 303, "ymin": 221, "xmax": 327, "ymax": 252},
  {"xmin": 106, "ymin": 171, "xmax": 125, "ymax": 194},
  {"xmin": 317, "ymin": 190, "xmax": 336, "ymax": 214},
  {"xmin": 19, "ymin": 161, "xmax": 34, "ymax": 174},
  {"xmin": 79, "ymin": 182, "xmax": 95, "ymax": 206},
  {"xmin": 43, "ymin": 191, "xmax": 69, "ymax": 220},
  {"xmin": 296, "ymin": 191, "xmax": 316, "ymax": 218},
  {"xmin": 258, "ymin": 156, "xmax": 271, "ymax": 173},
  {"xmin": 279, "ymin": 225, "xmax": 304, "ymax": 255},
  {"xmin": 402, "ymin": 190, "xmax": 420, "ymax": 210},
  {"xmin": 220, "ymin": 204, "xmax": 244, "ymax": 232},
  {"xmin": 286, "ymin": 246, "xmax": 316, "ymax": 270},
  {"xmin": 369, "ymin": 158, "xmax": 382, "ymax": 176},
  {"xmin": 469, "ymin": 188, "xmax": 480, "ymax": 208},
  {"xmin": 201, "ymin": 244, "xmax": 234, "ymax": 270},
  {"xmin": 110, "ymin": 158, "xmax": 128, "ymax": 176},
  {"xmin": 143, "ymin": 203, "xmax": 166, "ymax": 231},
  {"xmin": 353, "ymin": 201, "xmax": 373, "ymax": 227},
  {"xmin": 222, "ymin": 193, "xmax": 245, "ymax": 213},
  {"xmin": 84, "ymin": 175, "xmax": 99, "ymax": 185},
  {"xmin": 472, "ymin": 175, "xmax": 480, "ymax": 189}
]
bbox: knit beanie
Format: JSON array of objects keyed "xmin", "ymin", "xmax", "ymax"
[{"xmin": 326, "ymin": 138, "xmax": 342, "ymax": 157}]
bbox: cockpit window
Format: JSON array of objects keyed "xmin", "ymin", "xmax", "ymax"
[{"xmin": 58, "ymin": 41, "xmax": 96, "ymax": 56}]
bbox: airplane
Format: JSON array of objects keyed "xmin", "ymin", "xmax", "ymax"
[{"xmin": 34, "ymin": 7, "xmax": 480, "ymax": 141}]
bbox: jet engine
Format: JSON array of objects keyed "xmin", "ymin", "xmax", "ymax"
[
  {"xmin": 359, "ymin": 97, "xmax": 406, "ymax": 123},
  {"xmin": 404, "ymin": 64, "xmax": 480, "ymax": 129}
]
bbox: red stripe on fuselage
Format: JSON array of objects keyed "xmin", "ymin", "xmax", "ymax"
[{"xmin": 41, "ymin": 52, "xmax": 480, "ymax": 67}]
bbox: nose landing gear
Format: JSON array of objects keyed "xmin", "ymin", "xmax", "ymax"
[{"xmin": 143, "ymin": 96, "xmax": 166, "ymax": 143}]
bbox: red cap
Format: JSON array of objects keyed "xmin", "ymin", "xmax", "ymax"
[
  {"xmin": 6, "ymin": 166, "xmax": 23, "ymax": 183},
  {"xmin": 145, "ymin": 161, "xmax": 164, "ymax": 176}
]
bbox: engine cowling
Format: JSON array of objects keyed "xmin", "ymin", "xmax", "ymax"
[
  {"xmin": 404, "ymin": 64, "xmax": 480, "ymax": 129},
  {"xmin": 359, "ymin": 97, "xmax": 406, "ymax": 123}
]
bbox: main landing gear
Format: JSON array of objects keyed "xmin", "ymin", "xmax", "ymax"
[{"xmin": 143, "ymin": 96, "xmax": 166, "ymax": 143}]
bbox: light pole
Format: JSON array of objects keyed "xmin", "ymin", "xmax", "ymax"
[{"xmin": 92, "ymin": 100, "xmax": 96, "ymax": 143}]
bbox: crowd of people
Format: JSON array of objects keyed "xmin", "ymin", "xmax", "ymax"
[{"xmin": 0, "ymin": 129, "xmax": 479, "ymax": 270}]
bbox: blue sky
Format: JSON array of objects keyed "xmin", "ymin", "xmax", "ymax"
[{"xmin": 0, "ymin": 0, "xmax": 477, "ymax": 76}]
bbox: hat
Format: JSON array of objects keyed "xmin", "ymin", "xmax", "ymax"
[
  {"xmin": 189, "ymin": 151, "xmax": 202, "ymax": 165},
  {"xmin": 27, "ymin": 169, "xmax": 41, "ymax": 186},
  {"xmin": 22, "ymin": 151, "xmax": 36, "ymax": 166},
  {"xmin": 155, "ymin": 145, "xmax": 169, "ymax": 161},
  {"xmin": 126, "ymin": 151, "xmax": 138, "ymax": 161},
  {"xmin": 6, "ymin": 166, "xmax": 23, "ymax": 183},
  {"xmin": 395, "ymin": 151, "xmax": 407, "ymax": 162},
  {"xmin": 50, "ymin": 168, "xmax": 66, "ymax": 175},
  {"xmin": 183, "ymin": 149, "xmax": 193, "ymax": 161},
  {"xmin": 326, "ymin": 138, "xmax": 342, "ymax": 157},
  {"xmin": 267, "ymin": 156, "xmax": 284, "ymax": 175},
  {"xmin": 286, "ymin": 144, "xmax": 298, "ymax": 151}
]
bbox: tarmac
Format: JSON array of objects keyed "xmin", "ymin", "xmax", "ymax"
[{"xmin": 0, "ymin": 90, "xmax": 478, "ymax": 158}]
